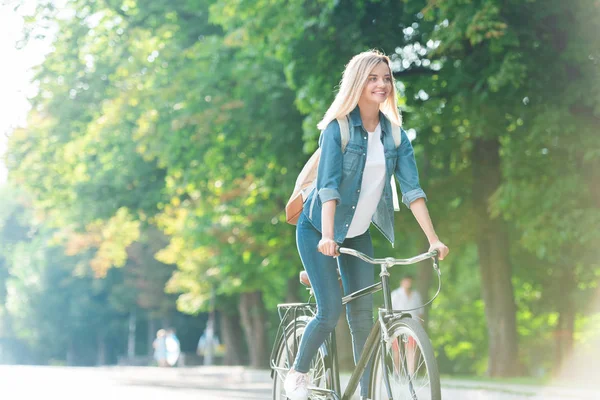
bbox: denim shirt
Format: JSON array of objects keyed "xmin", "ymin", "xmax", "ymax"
[{"xmin": 302, "ymin": 106, "xmax": 427, "ymax": 246}]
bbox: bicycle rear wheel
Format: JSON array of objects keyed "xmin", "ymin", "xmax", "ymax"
[
  {"xmin": 272, "ymin": 317, "xmax": 333, "ymax": 400},
  {"xmin": 370, "ymin": 317, "xmax": 441, "ymax": 400}
]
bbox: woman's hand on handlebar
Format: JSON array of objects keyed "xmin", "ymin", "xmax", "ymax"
[
  {"xmin": 428, "ymin": 240, "xmax": 449, "ymax": 260},
  {"xmin": 318, "ymin": 236, "xmax": 340, "ymax": 257}
]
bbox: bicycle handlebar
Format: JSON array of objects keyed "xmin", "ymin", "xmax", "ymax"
[
  {"xmin": 337, "ymin": 247, "xmax": 439, "ymax": 267},
  {"xmin": 338, "ymin": 247, "xmax": 442, "ymax": 312}
]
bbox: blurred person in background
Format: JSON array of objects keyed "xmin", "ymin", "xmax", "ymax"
[
  {"xmin": 390, "ymin": 274, "xmax": 424, "ymax": 375},
  {"xmin": 391, "ymin": 274, "xmax": 423, "ymax": 320},
  {"xmin": 197, "ymin": 320, "xmax": 221, "ymax": 366},
  {"xmin": 165, "ymin": 328, "xmax": 181, "ymax": 367},
  {"xmin": 153, "ymin": 329, "xmax": 167, "ymax": 367}
]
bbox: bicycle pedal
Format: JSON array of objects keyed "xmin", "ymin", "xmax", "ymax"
[{"xmin": 307, "ymin": 386, "xmax": 340, "ymax": 400}]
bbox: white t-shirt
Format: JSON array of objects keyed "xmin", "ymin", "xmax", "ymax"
[
  {"xmin": 390, "ymin": 287, "xmax": 423, "ymax": 318},
  {"xmin": 346, "ymin": 123, "xmax": 386, "ymax": 238}
]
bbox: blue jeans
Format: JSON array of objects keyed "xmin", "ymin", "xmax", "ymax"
[{"xmin": 293, "ymin": 212, "xmax": 374, "ymax": 397}]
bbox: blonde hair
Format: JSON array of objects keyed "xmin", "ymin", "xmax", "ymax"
[{"xmin": 317, "ymin": 50, "xmax": 402, "ymax": 130}]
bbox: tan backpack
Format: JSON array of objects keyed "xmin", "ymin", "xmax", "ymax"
[{"xmin": 285, "ymin": 116, "xmax": 402, "ymax": 225}]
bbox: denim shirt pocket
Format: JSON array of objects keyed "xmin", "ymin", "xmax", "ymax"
[{"xmin": 342, "ymin": 143, "xmax": 364, "ymax": 174}]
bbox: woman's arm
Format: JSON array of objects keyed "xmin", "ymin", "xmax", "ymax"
[
  {"xmin": 394, "ymin": 128, "xmax": 448, "ymax": 259},
  {"xmin": 318, "ymin": 200, "xmax": 340, "ymax": 257},
  {"xmin": 409, "ymin": 198, "xmax": 449, "ymax": 260},
  {"xmin": 321, "ymin": 200, "xmax": 336, "ymax": 239},
  {"xmin": 315, "ymin": 121, "xmax": 343, "ymax": 257}
]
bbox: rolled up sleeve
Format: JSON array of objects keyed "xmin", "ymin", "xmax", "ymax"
[
  {"xmin": 318, "ymin": 187, "xmax": 341, "ymax": 204},
  {"xmin": 402, "ymin": 188, "xmax": 427, "ymax": 209},
  {"xmin": 317, "ymin": 121, "xmax": 343, "ymax": 205},
  {"xmin": 395, "ymin": 129, "xmax": 427, "ymax": 208}
]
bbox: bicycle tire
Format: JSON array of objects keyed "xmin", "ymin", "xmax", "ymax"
[
  {"xmin": 370, "ymin": 317, "xmax": 441, "ymax": 400},
  {"xmin": 271, "ymin": 317, "xmax": 334, "ymax": 400}
]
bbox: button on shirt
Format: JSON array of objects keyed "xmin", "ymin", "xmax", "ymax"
[
  {"xmin": 346, "ymin": 123, "xmax": 385, "ymax": 238},
  {"xmin": 390, "ymin": 287, "xmax": 424, "ymax": 318}
]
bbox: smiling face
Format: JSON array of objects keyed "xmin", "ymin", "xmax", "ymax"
[{"xmin": 360, "ymin": 61, "xmax": 393, "ymax": 106}]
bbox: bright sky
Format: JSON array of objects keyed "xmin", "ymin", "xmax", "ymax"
[{"xmin": 0, "ymin": 1, "xmax": 52, "ymax": 185}]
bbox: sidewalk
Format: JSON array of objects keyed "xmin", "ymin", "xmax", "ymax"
[
  {"xmin": 443, "ymin": 378, "xmax": 598, "ymax": 399},
  {"xmin": 176, "ymin": 366, "xmax": 599, "ymax": 399}
]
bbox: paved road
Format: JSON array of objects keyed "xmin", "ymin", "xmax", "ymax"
[
  {"xmin": 0, "ymin": 365, "xmax": 268, "ymax": 400},
  {"xmin": 0, "ymin": 365, "xmax": 596, "ymax": 400}
]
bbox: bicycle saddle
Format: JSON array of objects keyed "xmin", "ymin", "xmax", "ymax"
[{"xmin": 299, "ymin": 270, "xmax": 342, "ymax": 288}]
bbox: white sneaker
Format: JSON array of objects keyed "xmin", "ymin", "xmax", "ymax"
[{"xmin": 284, "ymin": 369, "xmax": 309, "ymax": 400}]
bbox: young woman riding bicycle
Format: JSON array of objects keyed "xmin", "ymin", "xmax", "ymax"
[{"xmin": 284, "ymin": 50, "xmax": 449, "ymax": 400}]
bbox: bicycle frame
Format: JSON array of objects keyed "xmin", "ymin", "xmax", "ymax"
[
  {"xmin": 337, "ymin": 249, "xmax": 440, "ymax": 399},
  {"xmin": 272, "ymin": 249, "xmax": 441, "ymax": 400}
]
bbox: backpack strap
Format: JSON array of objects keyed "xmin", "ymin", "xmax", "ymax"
[
  {"xmin": 336, "ymin": 116, "xmax": 350, "ymax": 152},
  {"xmin": 390, "ymin": 122, "xmax": 401, "ymax": 148},
  {"xmin": 390, "ymin": 122, "xmax": 402, "ymax": 211},
  {"xmin": 306, "ymin": 117, "xmax": 349, "ymax": 221}
]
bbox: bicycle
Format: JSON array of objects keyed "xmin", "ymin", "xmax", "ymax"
[{"xmin": 270, "ymin": 247, "xmax": 442, "ymax": 400}]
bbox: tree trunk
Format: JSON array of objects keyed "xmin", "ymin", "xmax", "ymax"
[
  {"xmin": 238, "ymin": 291, "xmax": 269, "ymax": 368},
  {"xmin": 204, "ymin": 287, "xmax": 217, "ymax": 366},
  {"xmin": 472, "ymin": 138, "xmax": 520, "ymax": 377},
  {"xmin": 127, "ymin": 311, "xmax": 136, "ymax": 358},
  {"xmin": 148, "ymin": 318, "xmax": 156, "ymax": 356},
  {"xmin": 555, "ymin": 267, "xmax": 575, "ymax": 371},
  {"xmin": 97, "ymin": 330, "xmax": 106, "ymax": 366},
  {"xmin": 220, "ymin": 310, "xmax": 245, "ymax": 365}
]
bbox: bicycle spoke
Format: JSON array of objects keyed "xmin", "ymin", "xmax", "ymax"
[
  {"xmin": 272, "ymin": 321, "xmax": 332, "ymax": 400},
  {"xmin": 374, "ymin": 320, "xmax": 439, "ymax": 400},
  {"xmin": 310, "ymin": 355, "xmax": 325, "ymax": 385}
]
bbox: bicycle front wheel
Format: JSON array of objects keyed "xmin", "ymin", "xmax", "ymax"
[
  {"xmin": 370, "ymin": 317, "xmax": 441, "ymax": 400},
  {"xmin": 271, "ymin": 317, "xmax": 333, "ymax": 400}
]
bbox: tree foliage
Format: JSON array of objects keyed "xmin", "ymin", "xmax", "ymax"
[{"xmin": 1, "ymin": 0, "xmax": 598, "ymax": 374}]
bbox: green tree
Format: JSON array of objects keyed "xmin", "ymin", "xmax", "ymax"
[
  {"xmin": 8, "ymin": 0, "xmax": 307, "ymax": 367},
  {"xmin": 7, "ymin": 0, "xmax": 598, "ymax": 376},
  {"xmin": 406, "ymin": 0, "xmax": 600, "ymax": 375}
]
